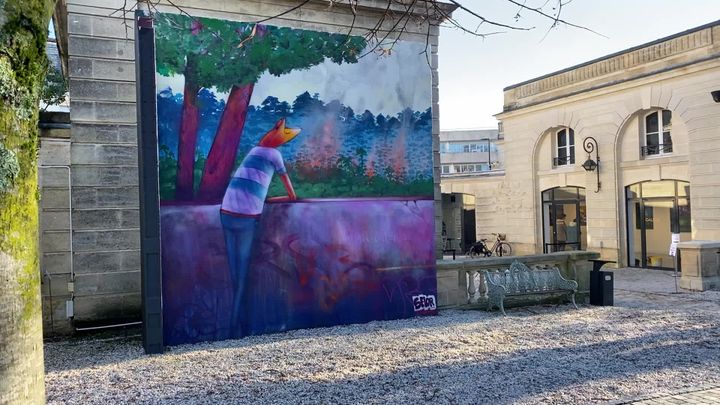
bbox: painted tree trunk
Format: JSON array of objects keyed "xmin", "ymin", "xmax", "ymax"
[
  {"xmin": 0, "ymin": 0, "xmax": 54, "ymax": 403},
  {"xmin": 174, "ymin": 55, "xmax": 200, "ymax": 200},
  {"xmin": 197, "ymin": 83, "xmax": 255, "ymax": 201}
]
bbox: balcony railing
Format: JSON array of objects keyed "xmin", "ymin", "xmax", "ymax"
[
  {"xmin": 641, "ymin": 144, "xmax": 673, "ymax": 156},
  {"xmin": 553, "ymin": 155, "xmax": 574, "ymax": 167}
]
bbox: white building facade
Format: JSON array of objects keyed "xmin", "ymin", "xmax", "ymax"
[{"xmin": 442, "ymin": 21, "xmax": 720, "ymax": 290}]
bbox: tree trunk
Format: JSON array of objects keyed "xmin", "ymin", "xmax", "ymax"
[
  {"xmin": 197, "ymin": 83, "xmax": 255, "ymax": 201},
  {"xmin": 0, "ymin": 0, "xmax": 54, "ymax": 403},
  {"xmin": 174, "ymin": 54, "xmax": 200, "ymax": 200}
]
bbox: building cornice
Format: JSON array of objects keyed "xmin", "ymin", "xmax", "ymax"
[
  {"xmin": 500, "ymin": 20, "xmax": 720, "ymax": 114},
  {"xmin": 495, "ymin": 55, "xmax": 720, "ymax": 120}
]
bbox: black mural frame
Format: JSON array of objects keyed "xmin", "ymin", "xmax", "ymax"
[{"xmin": 135, "ymin": 9, "xmax": 164, "ymax": 354}]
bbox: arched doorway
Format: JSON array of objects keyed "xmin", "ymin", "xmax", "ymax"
[
  {"xmin": 626, "ymin": 180, "xmax": 691, "ymax": 269},
  {"xmin": 542, "ymin": 187, "xmax": 587, "ymax": 253}
]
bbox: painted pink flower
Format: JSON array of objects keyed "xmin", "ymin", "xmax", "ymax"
[{"xmin": 190, "ymin": 20, "xmax": 203, "ymax": 35}]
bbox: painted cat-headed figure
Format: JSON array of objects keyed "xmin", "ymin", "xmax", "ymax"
[{"xmin": 220, "ymin": 118, "xmax": 301, "ymax": 337}]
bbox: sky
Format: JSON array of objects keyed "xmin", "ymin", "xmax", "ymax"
[
  {"xmin": 438, "ymin": 0, "xmax": 720, "ymax": 130},
  {"xmin": 157, "ymin": 40, "xmax": 431, "ymax": 116}
]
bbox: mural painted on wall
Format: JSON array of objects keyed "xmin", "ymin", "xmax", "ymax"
[{"xmin": 154, "ymin": 13, "xmax": 436, "ymax": 345}]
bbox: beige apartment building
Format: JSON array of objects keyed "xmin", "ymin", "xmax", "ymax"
[{"xmin": 442, "ymin": 21, "xmax": 720, "ymax": 290}]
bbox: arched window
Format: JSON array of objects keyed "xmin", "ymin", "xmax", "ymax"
[
  {"xmin": 553, "ymin": 128, "xmax": 575, "ymax": 167},
  {"xmin": 642, "ymin": 110, "xmax": 673, "ymax": 156}
]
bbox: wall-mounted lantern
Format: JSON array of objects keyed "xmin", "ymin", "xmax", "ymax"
[{"xmin": 582, "ymin": 136, "xmax": 600, "ymax": 193}]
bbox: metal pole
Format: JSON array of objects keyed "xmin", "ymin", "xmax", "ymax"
[
  {"xmin": 487, "ymin": 138, "xmax": 491, "ymax": 171},
  {"xmin": 673, "ymin": 254, "xmax": 679, "ymax": 293},
  {"xmin": 135, "ymin": 9, "xmax": 163, "ymax": 354}
]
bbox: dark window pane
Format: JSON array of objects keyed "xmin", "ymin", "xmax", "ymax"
[
  {"xmin": 663, "ymin": 132, "xmax": 673, "ymax": 153},
  {"xmin": 662, "ymin": 110, "xmax": 672, "ymax": 130},
  {"xmin": 646, "ymin": 134, "xmax": 659, "ymax": 146},
  {"xmin": 678, "ymin": 198, "xmax": 691, "ymax": 233},
  {"xmin": 643, "ymin": 205, "xmax": 654, "ymax": 230},
  {"xmin": 569, "ymin": 146, "xmax": 575, "ymax": 163},
  {"xmin": 646, "ymin": 133, "xmax": 659, "ymax": 155},
  {"xmin": 569, "ymin": 129, "xmax": 575, "ymax": 145},
  {"xmin": 557, "ymin": 129, "xmax": 566, "ymax": 146},
  {"xmin": 646, "ymin": 112, "xmax": 658, "ymax": 133}
]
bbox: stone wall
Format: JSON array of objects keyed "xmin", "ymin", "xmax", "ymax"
[
  {"xmin": 41, "ymin": 0, "xmax": 452, "ymax": 334},
  {"xmin": 39, "ymin": 133, "xmax": 73, "ymax": 334}
]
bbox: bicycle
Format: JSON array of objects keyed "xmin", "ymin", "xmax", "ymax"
[{"xmin": 466, "ymin": 233, "xmax": 512, "ymax": 258}]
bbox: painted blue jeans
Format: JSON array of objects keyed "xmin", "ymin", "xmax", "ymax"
[{"xmin": 220, "ymin": 213, "xmax": 258, "ymax": 338}]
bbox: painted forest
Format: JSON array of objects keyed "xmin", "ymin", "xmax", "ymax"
[
  {"xmin": 154, "ymin": 13, "xmax": 432, "ymax": 203},
  {"xmin": 157, "ymin": 89, "xmax": 433, "ymax": 201}
]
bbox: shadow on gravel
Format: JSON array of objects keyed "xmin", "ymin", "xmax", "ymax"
[
  {"xmin": 45, "ymin": 302, "xmax": 720, "ymax": 405},
  {"xmin": 146, "ymin": 323, "xmax": 720, "ymax": 404}
]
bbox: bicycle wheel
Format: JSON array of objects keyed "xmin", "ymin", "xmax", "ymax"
[{"xmin": 495, "ymin": 242, "xmax": 512, "ymax": 257}]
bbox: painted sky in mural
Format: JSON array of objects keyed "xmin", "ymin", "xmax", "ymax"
[
  {"xmin": 154, "ymin": 13, "xmax": 435, "ymax": 346},
  {"xmin": 159, "ymin": 39, "xmax": 431, "ymax": 117}
]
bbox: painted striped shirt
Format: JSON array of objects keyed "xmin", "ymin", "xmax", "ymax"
[{"xmin": 221, "ymin": 146, "xmax": 287, "ymax": 216}]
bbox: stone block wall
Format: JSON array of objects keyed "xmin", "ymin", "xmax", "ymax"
[
  {"xmin": 41, "ymin": 0, "xmax": 451, "ymax": 334},
  {"xmin": 39, "ymin": 135, "xmax": 73, "ymax": 335}
]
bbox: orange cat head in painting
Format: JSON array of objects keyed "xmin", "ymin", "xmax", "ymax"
[{"xmin": 258, "ymin": 118, "xmax": 301, "ymax": 148}]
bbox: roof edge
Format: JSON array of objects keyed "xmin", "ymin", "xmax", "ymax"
[{"xmin": 503, "ymin": 18, "xmax": 720, "ymax": 91}]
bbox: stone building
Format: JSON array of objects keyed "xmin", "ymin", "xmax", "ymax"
[
  {"xmin": 39, "ymin": 0, "xmax": 453, "ymax": 334},
  {"xmin": 442, "ymin": 20, "xmax": 720, "ymax": 290},
  {"xmin": 439, "ymin": 128, "xmax": 504, "ymax": 252},
  {"xmin": 439, "ymin": 128, "xmax": 503, "ymax": 176}
]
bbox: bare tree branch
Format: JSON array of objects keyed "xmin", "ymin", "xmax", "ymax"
[
  {"xmin": 116, "ymin": 0, "xmax": 602, "ymax": 56},
  {"xmin": 505, "ymin": 0, "xmax": 608, "ymax": 38}
]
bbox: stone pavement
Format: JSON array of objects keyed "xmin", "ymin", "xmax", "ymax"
[
  {"xmin": 623, "ymin": 386, "xmax": 720, "ymax": 404},
  {"xmin": 610, "ymin": 268, "xmax": 720, "ymax": 405}
]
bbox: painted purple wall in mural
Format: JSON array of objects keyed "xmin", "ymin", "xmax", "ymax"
[
  {"xmin": 154, "ymin": 13, "xmax": 435, "ymax": 345},
  {"xmin": 161, "ymin": 200, "xmax": 435, "ymax": 345}
]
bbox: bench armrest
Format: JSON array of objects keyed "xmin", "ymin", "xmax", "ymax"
[
  {"xmin": 552, "ymin": 268, "xmax": 578, "ymax": 291},
  {"xmin": 483, "ymin": 270, "xmax": 507, "ymax": 294}
]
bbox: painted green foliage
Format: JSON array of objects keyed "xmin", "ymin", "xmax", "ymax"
[
  {"xmin": 0, "ymin": 0, "xmax": 54, "ymax": 402},
  {"xmin": 154, "ymin": 13, "xmax": 367, "ymax": 90},
  {"xmin": 155, "ymin": 13, "xmax": 368, "ymax": 200}
]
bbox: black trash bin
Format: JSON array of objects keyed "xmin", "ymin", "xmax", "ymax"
[{"xmin": 589, "ymin": 260, "xmax": 615, "ymax": 306}]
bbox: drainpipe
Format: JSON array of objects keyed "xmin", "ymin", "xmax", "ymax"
[
  {"xmin": 486, "ymin": 138, "xmax": 491, "ymax": 171},
  {"xmin": 74, "ymin": 321, "xmax": 142, "ymax": 332},
  {"xmin": 41, "ymin": 164, "xmax": 144, "ymax": 332},
  {"xmin": 39, "ymin": 165, "xmax": 74, "ymax": 320}
]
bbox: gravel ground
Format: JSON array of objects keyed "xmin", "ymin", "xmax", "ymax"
[{"xmin": 45, "ymin": 288, "xmax": 720, "ymax": 404}]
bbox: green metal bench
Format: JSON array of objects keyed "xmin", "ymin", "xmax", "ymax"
[{"xmin": 484, "ymin": 260, "xmax": 578, "ymax": 315}]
